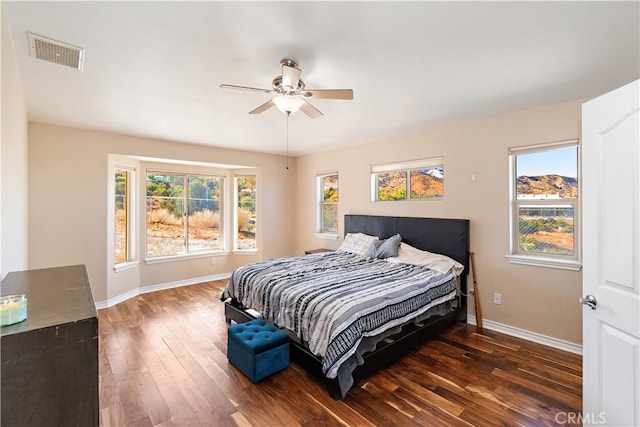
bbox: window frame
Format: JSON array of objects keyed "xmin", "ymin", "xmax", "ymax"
[
  {"xmin": 113, "ymin": 167, "xmax": 137, "ymax": 271},
  {"xmin": 145, "ymin": 170, "xmax": 225, "ymax": 261},
  {"xmin": 234, "ymin": 174, "xmax": 257, "ymax": 253},
  {"xmin": 316, "ymin": 171, "xmax": 339, "ymax": 239},
  {"xmin": 371, "ymin": 157, "xmax": 444, "ymax": 202},
  {"xmin": 507, "ymin": 139, "xmax": 582, "ymax": 271}
]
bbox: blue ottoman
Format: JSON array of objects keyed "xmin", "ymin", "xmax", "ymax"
[{"xmin": 227, "ymin": 319, "xmax": 289, "ymax": 383}]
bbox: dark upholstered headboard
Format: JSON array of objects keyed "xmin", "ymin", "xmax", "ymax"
[{"xmin": 344, "ymin": 215, "xmax": 470, "ymax": 293}]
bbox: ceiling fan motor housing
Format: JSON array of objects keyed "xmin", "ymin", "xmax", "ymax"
[{"xmin": 272, "ymin": 76, "xmax": 305, "ymax": 94}]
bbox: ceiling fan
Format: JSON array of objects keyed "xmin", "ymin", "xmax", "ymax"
[{"xmin": 220, "ymin": 59, "xmax": 353, "ymax": 119}]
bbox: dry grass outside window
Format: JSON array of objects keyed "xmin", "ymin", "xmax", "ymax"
[
  {"xmin": 147, "ymin": 208, "xmax": 183, "ymax": 226},
  {"xmin": 237, "ymin": 208, "xmax": 253, "ymax": 232},
  {"xmin": 188, "ymin": 209, "xmax": 219, "ymax": 229}
]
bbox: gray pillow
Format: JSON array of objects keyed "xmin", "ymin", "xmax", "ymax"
[{"xmin": 367, "ymin": 233, "xmax": 402, "ymax": 259}]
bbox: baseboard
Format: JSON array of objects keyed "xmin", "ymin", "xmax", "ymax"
[
  {"xmin": 95, "ymin": 272, "xmax": 232, "ymax": 309},
  {"xmin": 467, "ymin": 314, "xmax": 583, "ymax": 355}
]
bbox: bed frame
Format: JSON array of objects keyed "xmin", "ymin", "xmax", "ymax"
[{"xmin": 224, "ymin": 214, "xmax": 470, "ymax": 399}]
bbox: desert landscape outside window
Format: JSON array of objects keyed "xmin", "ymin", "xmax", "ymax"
[
  {"xmin": 235, "ymin": 175, "xmax": 257, "ymax": 250},
  {"xmin": 146, "ymin": 172, "xmax": 223, "ymax": 258},
  {"xmin": 371, "ymin": 157, "xmax": 444, "ymax": 202},
  {"xmin": 510, "ymin": 140, "xmax": 579, "ymax": 261},
  {"xmin": 317, "ymin": 172, "xmax": 338, "ymax": 234},
  {"xmin": 114, "ymin": 169, "xmax": 130, "ymax": 264}
]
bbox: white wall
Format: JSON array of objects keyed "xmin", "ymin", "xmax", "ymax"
[
  {"xmin": 295, "ymin": 100, "xmax": 584, "ymax": 345},
  {"xmin": 28, "ymin": 123, "xmax": 296, "ymax": 302},
  {"xmin": 1, "ymin": 6, "xmax": 29, "ymax": 278}
]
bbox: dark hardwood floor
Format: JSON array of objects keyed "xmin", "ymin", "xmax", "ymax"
[{"xmin": 98, "ymin": 280, "xmax": 582, "ymax": 426}]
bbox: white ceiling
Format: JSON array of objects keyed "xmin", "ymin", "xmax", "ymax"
[{"xmin": 4, "ymin": 1, "xmax": 639, "ymax": 157}]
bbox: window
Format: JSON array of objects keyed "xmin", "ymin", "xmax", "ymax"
[
  {"xmin": 114, "ymin": 168, "xmax": 134, "ymax": 264},
  {"xmin": 317, "ymin": 172, "xmax": 338, "ymax": 236},
  {"xmin": 146, "ymin": 172, "xmax": 223, "ymax": 258},
  {"xmin": 371, "ymin": 157, "xmax": 444, "ymax": 201},
  {"xmin": 508, "ymin": 140, "xmax": 581, "ymax": 270},
  {"xmin": 235, "ymin": 175, "xmax": 257, "ymax": 251}
]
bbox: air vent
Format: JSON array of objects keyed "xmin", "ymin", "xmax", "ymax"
[{"xmin": 28, "ymin": 33, "xmax": 84, "ymax": 71}]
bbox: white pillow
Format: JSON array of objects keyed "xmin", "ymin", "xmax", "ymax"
[
  {"xmin": 386, "ymin": 242, "xmax": 464, "ymax": 275},
  {"xmin": 338, "ymin": 233, "xmax": 379, "ymax": 257}
]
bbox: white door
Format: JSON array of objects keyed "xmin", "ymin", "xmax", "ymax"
[{"xmin": 582, "ymin": 79, "xmax": 640, "ymax": 427}]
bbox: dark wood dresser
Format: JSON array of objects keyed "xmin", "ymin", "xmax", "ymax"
[{"xmin": 1, "ymin": 265, "xmax": 98, "ymax": 426}]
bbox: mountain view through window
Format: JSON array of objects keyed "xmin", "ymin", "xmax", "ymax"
[{"xmin": 516, "ymin": 145, "xmax": 578, "ymax": 256}]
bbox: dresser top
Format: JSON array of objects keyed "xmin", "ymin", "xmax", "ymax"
[{"xmin": 1, "ymin": 265, "xmax": 96, "ymax": 337}]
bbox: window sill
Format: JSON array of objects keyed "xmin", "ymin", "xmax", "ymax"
[
  {"xmin": 113, "ymin": 261, "xmax": 139, "ymax": 273},
  {"xmin": 316, "ymin": 233, "xmax": 339, "ymax": 240},
  {"xmin": 371, "ymin": 198, "xmax": 445, "ymax": 203},
  {"xmin": 233, "ymin": 249, "xmax": 258, "ymax": 255},
  {"xmin": 145, "ymin": 251, "xmax": 228, "ymax": 264},
  {"xmin": 506, "ymin": 254, "xmax": 582, "ymax": 271}
]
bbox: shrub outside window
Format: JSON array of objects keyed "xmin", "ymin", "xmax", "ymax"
[
  {"xmin": 508, "ymin": 140, "xmax": 581, "ymax": 269},
  {"xmin": 371, "ymin": 157, "xmax": 444, "ymax": 201},
  {"xmin": 114, "ymin": 168, "xmax": 133, "ymax": 264},
  {"xmin": 318, "ymin": 172, "xmax": 338, "ymax": 235},
  {"xmin": 146, "ymin": 172, "xmax": 223, "ymax": 258},
  {"xmin": 235, "ymin": 175, "xmax": 257, "ymax": 251}
]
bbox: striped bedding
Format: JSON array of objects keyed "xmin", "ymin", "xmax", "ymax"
[{"xmin": 222, "ymin": 251, "xmax": 457, "ymax": 379}]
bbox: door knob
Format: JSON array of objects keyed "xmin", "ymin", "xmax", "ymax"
[{"xmin": 579, "ymin": 294, "xmax": 597, "ymax": 310}]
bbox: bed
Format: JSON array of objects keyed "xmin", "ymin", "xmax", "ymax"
[{"xmin": 222, "ymin": 214, "xmax": 470, "ymax": 399}]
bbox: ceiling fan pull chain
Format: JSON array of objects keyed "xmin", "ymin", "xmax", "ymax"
[{"xmin": 286, "ymin": 111, "xmax": 290, "ymax": 170}]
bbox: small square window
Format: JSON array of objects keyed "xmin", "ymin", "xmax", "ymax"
[{"xmin": 371, "ymin": 157, "xmax": 444, "ymax": 202}]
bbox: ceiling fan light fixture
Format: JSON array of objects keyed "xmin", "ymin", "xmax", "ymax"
[{"xmin": 273, "ymin": 95, "xmax": 305, "ymax": 114}]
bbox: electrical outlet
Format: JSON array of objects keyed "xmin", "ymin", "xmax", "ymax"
[
  {"xmin": 210, "ymin": 257, "xmax": 216, "ymax": 265},
  {"xmin": 493, "ymin": 293, "xmax": 502, "ymax": 305}
]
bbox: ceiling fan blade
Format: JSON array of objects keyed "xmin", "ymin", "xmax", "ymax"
[
  {"xmin": 281, "ymin": 65, "xmax": 302, "ymax": 92},
  {"xmin": 220, "ymin": 84, "xmax": 273, "ymax": 94},
  {"xmin": 302, "ymin": 89, "xmax": 353, "ymax": 100},
  {"xmin": 300, "ymin": 100, "xmax": 323, "ymax": 119},
  {"xmin": 249, "ymin": 99, "xmax": 275, "ymax": 114}
]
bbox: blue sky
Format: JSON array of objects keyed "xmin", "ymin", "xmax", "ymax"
[{"xmin": 517, "ymin": 146, "xmax": 577, "ymax": 178}]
